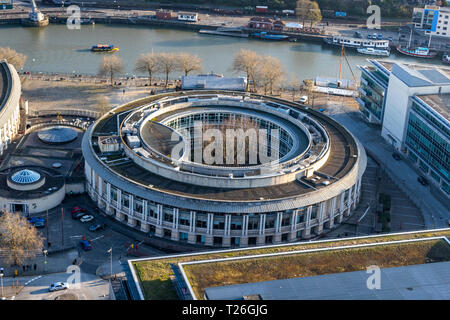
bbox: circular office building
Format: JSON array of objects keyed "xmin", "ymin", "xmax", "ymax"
[
  {"xmin": 37, "ymin": 126, "xmax": 78, "ymax": 144},
  {"xmin": 83, "ymin": 91, "xmax": 367, "ymax": 247}
]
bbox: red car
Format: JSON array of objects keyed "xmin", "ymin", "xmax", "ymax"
[{"xmin": 71, "ymin": 206, "xmax": 86, "ymax": 214}]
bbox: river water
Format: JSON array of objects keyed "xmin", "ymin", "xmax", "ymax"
[{"xmin": 0, "ymin": 23, "xmax": 443, "ymax": 81}]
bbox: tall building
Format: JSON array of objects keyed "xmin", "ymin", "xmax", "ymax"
[
  {"xmin": 358, "ymin": 59, "xmax": 450, "ymax": 197},
  {"xmin": 413, "ymin": 5, "xmax": 450, "ymax": 37}
]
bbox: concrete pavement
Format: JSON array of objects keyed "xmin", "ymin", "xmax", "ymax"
[{"xmin": 326, "ymin": 102, "xmax": 449, "ymax": 229}]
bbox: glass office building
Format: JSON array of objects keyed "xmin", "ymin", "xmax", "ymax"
[
  {"xmin": 358, "ymin": 60, "xmax": 390, "ymax": 124},
  {"xmin": 405, "ymin": 96, "xmax": 449, "ymax": 195}
]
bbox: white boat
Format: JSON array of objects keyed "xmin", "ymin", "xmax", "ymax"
[
  {"xmin": 324, "ymin": 36, "xmax": 390, "ymax": 50},
  {"xmin": 357, "ymin": 47, "xmax": 390, "ymax": 56}
]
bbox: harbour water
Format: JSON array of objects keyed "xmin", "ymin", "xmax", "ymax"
[{"xmin": 0, "ymin": 24, "xmax": 444, "ymax": 80}]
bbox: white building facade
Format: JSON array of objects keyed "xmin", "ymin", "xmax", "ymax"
[{"xmin": 0, "ymin": 60, "xmax": 21, "ymax": 155}]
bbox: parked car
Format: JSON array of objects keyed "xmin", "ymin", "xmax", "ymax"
[
  {"xmin": 28, "ymin": 217, "xmax": 45, "ymax": 224},
  {"xmin": 71, "ymin": 206, "xmax": 86, "ymax": 214},
  {"xmin": 80, "ymin": 240, "xmax": 92, "ymax": 251},
  {"xmin": 298, "ymin": 96, "xmax": 308, "ymax": 103},
  {"xmin": 387, "ymin": 36, "xmax": 393, "ymax": 41},
  {"xmin": 34, "ymin": 220, "xmax": 46, "ymax": 228},
  {"xmin": 72, "ymin": 211, "xmax": 86, "ymax": 220},
  {"xmin": 392, "ymin": 153, "xmax": 401, "ymax": 161},
  {"xmin": 49, "ymin": 282, "xmax": 68, "ymax": 292},
  {"xmin": 89, "ymin": 224, "xmax": 106, "ymax": 232},
  {"xmin": 377, "ymin": 33, "xmax": 383, "ymax": 40},
  {"xmin": 354, "ymin": 31, "xmax": 363, "ymax": 38},
  {"xmin": 80, "ymin": 215, "xmax": 94, "ymax": 223},
  {"xmin": 417, "ymin": 176, "xmax": 429, "ymax": 186}
]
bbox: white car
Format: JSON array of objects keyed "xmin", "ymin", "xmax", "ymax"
[
  {"xmin": 80, "ymin": 215, "xmax": 94, "ymax": 223},
  {"xmin": 298, "ymin": 96, "xmax": 308, "ymax": 103},
  {"xmin": 49, "ymin": 282, "xmax": 68, "ymax": 292}
]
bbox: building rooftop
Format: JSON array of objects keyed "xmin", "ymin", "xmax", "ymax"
[
  {"xmin": 181, "ymin": 75, "xmax": 247, "ymax": 91},
  {"xmin": 204, "ymin": 261, "xmax": 450, "ymax": 300},
  {"xmin": 415, "ymin": 93, "xmax": 450, "ymax": 121},
  {"xmin": 129, "ymin": 229, "xmax": 450, "ymax": 300},
  {"xmin": 88, "ymin": 103, "xmax": 359, "ymax": 204}
]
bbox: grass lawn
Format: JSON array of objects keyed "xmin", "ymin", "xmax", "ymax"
[{"xmin": 133, "ymin": 230, "xmax": 450, "ymax": 300}]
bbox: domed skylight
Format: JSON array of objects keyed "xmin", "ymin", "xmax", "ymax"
[{"xmin": 11, "ymin": 169, "xmax": 41, "ymax": 184}]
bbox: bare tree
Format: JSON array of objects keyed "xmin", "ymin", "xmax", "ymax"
[
  {"xmin": 135, "ymin": 52, "xmax": 159, "ymax": 86},
  {"xmin": 95, "ymin": 96, "xmax": 111, "ymax": 115},
  {"xmin": 307, "ymin": 1, "xmax": 322, "ymax": 28},
  {"xmin": 258, "ymin": 55, "xmax": 285, "ymax": 95},
  {"xmin": 288, "ymin": 74, "xmax": 301, "ymax": 101},
  {"xmin": 0, "ymin": 211, "xmax": 44, "ymax": 266},
  {"xmin": 156, "ymin": 53, "xmax": 178, "ymax": 88},
  {"xmin": 303, "ymin": 79, "xmax": 315, "ymax": 106},
  {"xmin": 295, "ymin": 0, "xmax": 310, "ymax": 27},
  {"xmin": 99, "ymin": 55, "xmax": 124, "ymax": 86},
  {"xmin": 176, "ymin": 52, "xmax": 203, "ymax": 76},
  {"xmin": 231, "ymin": 49, "xmax": 260, "ymax": 92},
  {"xmin": 0, "ymin": 47, "xmax": 27, "ymax": 70}
]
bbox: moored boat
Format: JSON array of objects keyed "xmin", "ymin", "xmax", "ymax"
[
  {"xmin": 357, "ymin": 47, "xmax": 390, "ymax": 57},
  {"xmin": 323, "ymin": 36, "xmax": 390, "ymax": 50},
  {"xmin": 251, "ymin": 32, "xmax": 289, "ymax": 41},
  {"xmin": 91, "ymin": 44, "xmax": 119, "ymax": 52},
  {"xmin": 396, "ymin": 46, "xmax": 437, "ymax": 59}
]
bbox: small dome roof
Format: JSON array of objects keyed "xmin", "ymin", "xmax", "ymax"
[
  {"xmin": 11, "ymin": 169, "xmax": 41, "ymax": 184},
  {"xmin": 37, "ymin": 126, "xmax": 78, "ymax": 144}
]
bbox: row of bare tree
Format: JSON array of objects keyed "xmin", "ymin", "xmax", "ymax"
[
  {"xmin": 0, "ymin": 46, "xmax": 305, "ymax": 99},
  {"xmin": 99, "ymin": 52, "xmax": 203, "ymax": 87}
]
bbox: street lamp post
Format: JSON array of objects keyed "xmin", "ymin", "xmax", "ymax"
[
  {"xmin": 107, "ymin": 248, "xmax": 113, "ymax": 280},
  {"xmin": 0, "ymin": 267, "xmax": 4, "ymax": 298},
  {"xmin": 43, "ymin": 250, "xmax": 48, "ymax": 273}
]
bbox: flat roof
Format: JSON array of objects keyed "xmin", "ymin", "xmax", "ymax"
[
  {"xmin": 88, "ymin": 93, "xmax": 362, "ymax": 204},
  {"xmin": 204, "ymin": 261, "xmax": 450, "ymax": 300},
  {"xmin": 415, "ymin": 93, "xmax": 450, "ymax": 121},
  {"xmin": 93, "ymin": 109, "xmax": 357, "ymax": 202}
]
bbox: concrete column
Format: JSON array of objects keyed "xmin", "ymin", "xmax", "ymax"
[
  {"xmin": 258, "ymin": 214, "xmax": 266, "ymax": 235},
  {"xmin": 106, "ymin": 182, "xmax": 111, "ymax": 204},
  {"xmin": 98, "ymin": 177, "xmax": 104, "ymax": 205},
  {"xmin": 224, "ymin": 214, "xmax": 231, "ymax": 236},
  {"xmin": 117, "ymin": 189, "xmax": 122, "ymax": 210},
  {"xmin": 129, "ymin": 195, "xmax": 134, "ymax": 216},
  {"xmin": 143, "ymin": 200, "xmax": 148, "ymax": 221},
  {"xmin": 188, "ymin": 233, "xmax": 196, "ymax": 244},
  {"xmin": 205, "ymin": 213, "xmax": 214, "ymax": 246},
  {"xmin": 115, "ymin": 209, "xmax": 124, "ymax": 221},
  {"xmin": 157, "ymin": 204, "xmax": 163, "ymax": 225},
  {"xmin": 306, "ymin": 206, "xmax": 312, "ymax": 227},
  {"xmin": 302, "ymin": 226, "xmax": 311, "ymax": 239},
  {"xmin": 328, "ymin": 197, "xmax": 337, "ymax": 228},
  {"xmin": 288, "ymin": 211, "xmax": 298, "ymax": 241},
  {"xmin": 207, "ymin": 213, "xmax": 214, "ymax": 235},
  {"xmin": 290, "ymin": 211, "xmax": 298, "ymax": 231},
  {"xmin": 92, "ymin": 171, "xmax": 96, "ymax": 191},
  {"xmin": 240, "ymin": 236, "xmax": 248, "ymax": 247},
  {"xmin": 242, "ymin": 215, "xmax": 249, "ymax": 237},
  {"xmin": 127, "ymin": 216, "xmax": 136, "ymax": 227},
  {"xmin": 346, "ymin": 186, "xmax": 353, "ymax": 217},
  {"xmin": 172, "ymin": 208, "xmax": 179, "ymax": 231},
  {"xmin": 257, "ymin": 214, "xmax": 266, "ymax": 245},
  {"xmin": 352, "ymin": 181, "xmax": 358, "ymax": 209},
  {"xmin": 274, "ymin": 212, "xmax": 282, "ymax": 243},
  {"xmin": 140, "ymin": 223, "xmax": 150, "ymax": 233},
  {"xmin": 339, "ymin": 192, "xmax": 345, "ymax": 221}
]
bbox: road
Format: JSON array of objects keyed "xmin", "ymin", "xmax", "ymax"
[{"xmin": 13, "ymin": 271, "xmax": 109, "ymax": 300}]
